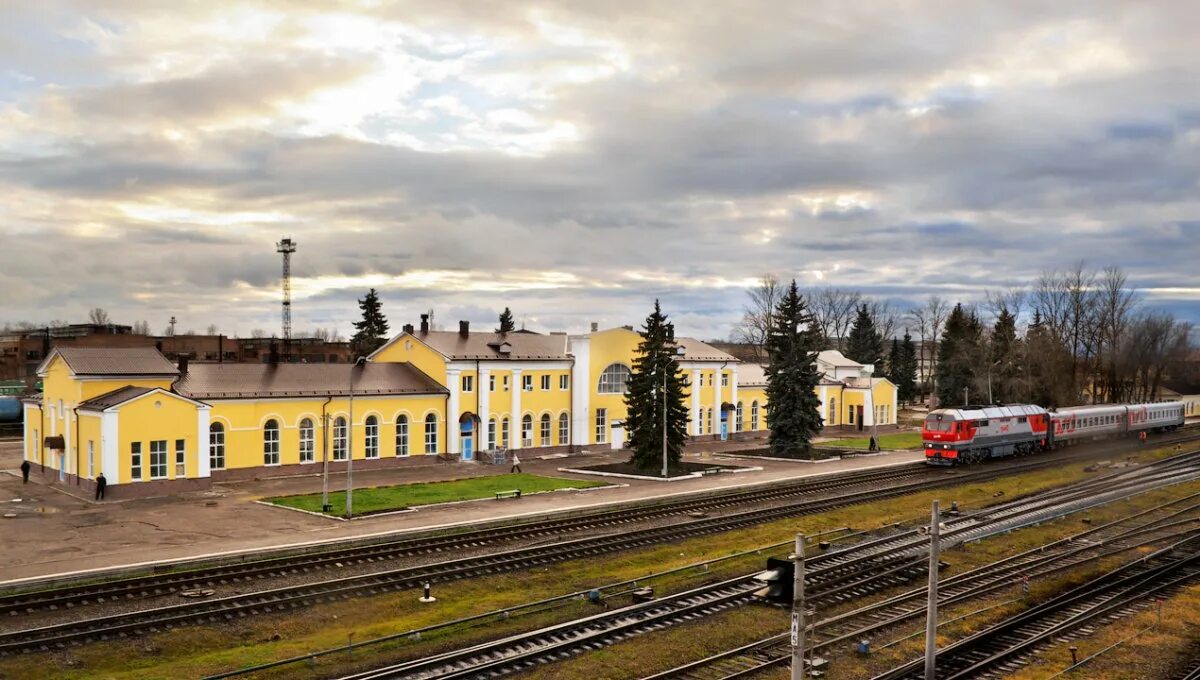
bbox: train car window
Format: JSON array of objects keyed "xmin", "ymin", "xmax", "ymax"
[
  {"xmin": 1018, "ymin": 417, "xmax": 1027, "ymax": 423},
  {"xmin": 977, "ymin": 419, "xmax": 989, "ymax": 427}
]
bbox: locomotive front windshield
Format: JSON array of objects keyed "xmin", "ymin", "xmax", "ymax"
[{"xmin": 924, "ymin": 416, "xmax": 954, "ymax": 432}]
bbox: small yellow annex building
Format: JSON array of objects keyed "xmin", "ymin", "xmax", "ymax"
[{"xmin": 23, "ymin": 319, "xmax": 897, "ymax": 498}]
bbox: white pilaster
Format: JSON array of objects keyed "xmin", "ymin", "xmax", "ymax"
[
  {"xmin": 730, "ymin": 366, "xmax": 739, "ymax": 432},
  {"xmin": 691, "ymin": 369, "xmax": 701, "ymax": 436},
  {"xmin": 510, "ymin": 369, "xmax": 523, "ymax": 449},
  {"xmin": 447, "ymin": 368, "xmax": 461, "ymax": 454},
  {"xmin": 569, "ymin": 338, "xmax": 590, "ymax": 446},
  {"xmin": 478, "ymin": 369, "xmax": 491, "ymax": 449},
  {"xmin": 101, "ymin": 410, "xmax": 118, "ymax": 483},
  {"xmin": 197, "ymin": 406, "xmax": 211, "ymax": 478}
]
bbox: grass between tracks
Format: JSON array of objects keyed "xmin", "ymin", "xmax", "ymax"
[
  {"xmin": 829, "ymin": 432, "xmax": 924, "ymax": 450},
  {"xmin": 0, "ymin": 445, "xmax": 1185, "ymax": 680},
  {"xmin": 266, "ymin": 473, "xmax": 608, "ymax": 516}
]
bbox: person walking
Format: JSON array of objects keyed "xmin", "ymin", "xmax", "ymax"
[
  {"xmin": 510, "ymin": 453, "xmax": 522, "ymax": 474},
  {"xmin": 1139, "ymin": 430, "xmax": 1148, "ymax": 446},
  {"xmin": 94, "ymin": 472, "xmax": 107, "ymax": 501},
  {"xmin": 20, "ymin": 460, "xmax": 30, "ymax": 484}
]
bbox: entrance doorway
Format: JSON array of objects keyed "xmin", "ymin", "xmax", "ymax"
[
  {"xmin": 856, "ymin": 405, "xmax": 865, "ymax": 431},
  {"xmin": 460, "ymin": 420, "xmax": 474, "ymax": 461}
]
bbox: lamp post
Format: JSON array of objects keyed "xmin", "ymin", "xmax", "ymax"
[
  {"xmin": 346, "ymin": 356, "xmax": 366, "ymax": 520},
  {"xmin": 662, "ymin": 345, "xmax": 687, "ymax": 479}
]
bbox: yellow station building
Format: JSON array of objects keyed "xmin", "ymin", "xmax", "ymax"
[{"xmin": 23, "ymin": 318, "xmax": 897, "ymax": 498}]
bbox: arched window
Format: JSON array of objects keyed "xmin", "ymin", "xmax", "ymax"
[
  {"xmin": 735, "ymin": 402, "xmax": 743, "ymax": 432},
  {"xmin": 558, "ymin": 412, "xmax": 569, "ymax": 445},
  {"xmin": 209, "ymin": 422, "xmax": 225, "ymax": 470},
  {"xmin": 424, "ymin": 413, "xmax": 438, "ymax": 454},
  {"xmin": 488, "ymin": 418, "xmax": 497, "ymax": 450},
  {"xmin": 540, "ymin": 413, "xmax": 552, "ymax": 446},
  {"xmin": 333, "ymin": 416, "xmax": 347, "ymax": 460},
  {"xmin": 522, "ymin": 414, "xmax": 533, "ymax": 447},
  {"xmin": 751, "ymin": 401, "xmax": 759, "ymax": 430},
  {"xmin": 364, "ymin": 415, "xmax": 379, "ymax": 459},
  {"xmin": 501, "ymin": 417, "xmax": 510, "ymax": 448},
  {"xmin": 598, "ymin": 363, "xmax": 633, "ymax": 394},
  {"xmin": 299, "ymin": 418, "xmax": 314, "ymax": 463},
  {"xmin": 263, "ymin": 419, "xmax": 280, "ymax": 465},
  {"xmin": 395, "ymin": 414, "xmax": 409, "ymax": 456},
  {"xmin": 707, "ymin": 408, "xmax": 714, "ymax": 434},
  {"xmin": 828, "ymin": 398, "xmax": 836, "ymax": 426}
]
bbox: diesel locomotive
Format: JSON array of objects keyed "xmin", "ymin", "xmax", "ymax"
[{"xmin": 923, "ymin": 401, "xmax": 1185, "ymax": 465}]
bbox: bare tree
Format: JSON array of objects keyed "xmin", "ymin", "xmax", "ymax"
[
  {"xmin": 866, "ymin": 300, "xmax": 899, "ymax": 342},
  {"xmin": 88, "ymin": 307, "xmax": 110, "ymax": 325},
  {"xmin": 1094, "ymin": 266, "xmax": 1137, "ymax": 402},
  {"xmin": 733, "ymin": 274, "xmax": 782, "ymax": 361},
  {"xmin": 250, "ymin": 328, "xmax": 267, "ymax": 339},
  {"xmin": 908, "ymin": 295, "xmax": 949, "ymax": 395},
  {"xmin": 206, "ymin": 324, "xmax": 219, "ymax": 335},
  {"xmin": 808, "ymin": 286, "xmax": 862, "ymax": 350},
  {"xmin": 983, "ymin": 287, "xmax": 1027, "ymax": 324},
  {"xmin": 131, "ymin": 320, "xmax": 151, "ymax": 335}
]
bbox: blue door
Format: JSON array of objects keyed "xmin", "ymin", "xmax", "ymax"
[
  {"xmin": 720, "ymin": 412, "xmax": 729, "ymax": 441},
  {"xmin": 461, "ymin": 421, "xmax": 474, "ymax": 461}
]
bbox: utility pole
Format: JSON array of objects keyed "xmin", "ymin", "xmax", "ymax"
[
  {"xmin": 661, "ymin": 368, "xmax": 668, "ymax": 479},
  {"xmin": 792, "ymin": 532, "xmax": 806, "ymax": 680},
  {"xmin": 346, "ymin": 357, "xmax": 364, "ymax": 519},
  {"xmin": 924, "ymin": 500, "xmax": 941, "ymax": 679},
  {"xmin": 321, "ymin": 410, "xmax": 330, "ymax": 513}
]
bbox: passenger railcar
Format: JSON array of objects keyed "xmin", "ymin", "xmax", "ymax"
[{"xmin": 924, "ymin": 401, "xmax": 1185, "ymax": 466}]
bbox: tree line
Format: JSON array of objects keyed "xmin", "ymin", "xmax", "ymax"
[{"xmin": 735, "ymin": 264, "xmax": 1196, "ymax": 408}]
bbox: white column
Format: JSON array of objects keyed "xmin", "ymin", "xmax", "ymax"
[
  {"xmin": 447, "ymin": 369, "xmax": 461, "ymax": 454},
  {"xmin": 101, "ymin": 411, "xmax": 118, "ymax": 483},
  {"xmin": 197, "ymin": 406, "xmax": 211, "ymax": 478},
  {"xmin": 691, "ymin": 369, "xmax": 702, "ymax": 436},
  {"xmin": 570, "ymin": 338, "xmax": 590, "ymax": 446},
  {"xmin": 479, "ymin": 368, "xmax": 491, "ymax": 449},
  {"xmin": 730, "ymin": 366, "xmax": 739, "ymax": 431},
  {"xmin": 511, "ymin": 369, "xmax": 523, "ymax": 449}
]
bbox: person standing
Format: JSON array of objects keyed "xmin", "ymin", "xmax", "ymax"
[
  {"xmin": 510, "ymin": 452, "xmax": 522, "ymax": 474},
  {"xmin": 20, "ymin": 460, "xmax": 30, "ymax": 484},
  {"xmin": 95, "ymin": 472, "xmax": 107, "ymax": 501}
]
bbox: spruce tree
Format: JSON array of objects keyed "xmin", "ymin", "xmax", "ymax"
[
  {"xmin": 897, "ymin": 331, "xmax": 919, "ymax": 403},
  {"xmin": 623, "ymin": 301, "xmax": 690, "ymax": 473},
  {"xmin": 764, "ymin": 280, "xmax": 824, "ymax": 456},
  {"xmin": 990, "ymin": 308, "xmax": 1020, "ymax": 403},
  {"xmin": 845, "ymin": 303, "xmax": 885, "ymax": 366},
  {"xmin": 935, "ymin": 303, "xmax": 978, "ymax": 406},
  {"xmin": 496, "ymin": 307, "xmax": 516, "ymax": 334},
  {"xmin": 350, "ymin": 288, "xmax": 390, "ymax": 356}
]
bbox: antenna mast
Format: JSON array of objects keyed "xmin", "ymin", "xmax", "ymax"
[{"xmin": 276, "ymin": 237, "xmax": 297, "ymax": 360}]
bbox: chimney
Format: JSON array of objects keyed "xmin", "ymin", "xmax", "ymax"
[
  {"xmin": 590, "ymin": 322, "xmax": 599, "ymax": 333},
  {"xmin": 459, "ymin": 320, "xmax": 470, "ymax": 338},
  {"xmin": 403, "ymin": 323, "xmax": 414, "ymax": 334},
  {"xmin": 178, "ymin": 356, "xmax": 189, "ymax": 375},
  {"xmin": 420, "ymin": 314, "xmax": 430, "ymax": 333}
]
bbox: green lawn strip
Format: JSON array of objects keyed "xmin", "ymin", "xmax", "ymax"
[
  {"xmin": 267, "ymin": 473, "xmax": 609, "ymax": 515},
  {"xmin": 831, "ymin": 431, "xmax": 924, "ymax": 450},
  {"xmin": 2, "ymin": 447, "xmax": 1181, "ymax": 680}
]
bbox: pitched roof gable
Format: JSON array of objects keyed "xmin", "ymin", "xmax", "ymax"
[
  {"xmin": 175, "ymin": 362, "xmax": 447, "ymax": 399},
  {"xmin": 40, "ymin": 347, "xmax": 178, "ymax": 377}
]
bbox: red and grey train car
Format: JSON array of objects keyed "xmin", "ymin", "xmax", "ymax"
[{"xmin": 923, "ymin": 401, "xmax": 1185, "ymax": 465}]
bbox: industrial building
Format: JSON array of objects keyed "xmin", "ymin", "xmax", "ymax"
[{"xmin": 22, "ymin": 317, "xmax": 898, "ymax": 498}]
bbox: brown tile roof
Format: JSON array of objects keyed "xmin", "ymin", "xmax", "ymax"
[
  {"xmin": 78, "ymin": 385, "xmax": 158, "ymax": 410},
  {"xmin": 50, "ymin": 347, "xmax": 178, "ymax": 376},
  {"xmin": 175, "ymin": 362, "xmax": 448, "ymax": 399},
  {"xmin": 675, "ymin": 337, "xmax": 739, "ymax": 362},
  {"xmin": 414, "ymin": 331, "xmax": 570, "ymax": 361}
]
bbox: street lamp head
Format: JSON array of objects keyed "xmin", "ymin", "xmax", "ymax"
[
  {"xmin": 354, "ymin": 356, "xmax": 367, "ymax": 366},
  {"xmin": 674, "ymin": 346, "xmax": 686, "ymax": 357}
]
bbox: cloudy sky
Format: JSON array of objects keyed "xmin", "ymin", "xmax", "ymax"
[{"xmin": 2, "ymin": 1, "xmax": 1198, "ymax": 339}]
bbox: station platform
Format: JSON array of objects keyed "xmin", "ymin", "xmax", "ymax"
[{"xmin": 0, "ymin": 439, "xmax": 921, "ymax": 583}]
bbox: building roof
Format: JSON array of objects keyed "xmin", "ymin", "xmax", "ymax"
[
  {"xmin": 412, "ymin": 330, "xmax": 571, "ymax": 361},
  {"xmin": 739, "ymin": 363, "xmax": 767, "ymax": 386},
  {"xmin": 816, "ymin": 350, "xmax": 863, "ymax": 369},
  {"xmin": 675, "ymin": 337, "xmax": 739, "ymax": 362},
  {"xmin": 41, "ymin": 346, "xmax": 179, "ymax": 376},
  {"xmin": 78, "ymin": 385, "xmax": 157, "ymax": 410},
  {"xmin": 174, "ymin": 362, "xmax": 448, "ymax": 399},
  {"xmin": 1162, "ymin": 381, "xmax": 1200, "ymax": 397}
]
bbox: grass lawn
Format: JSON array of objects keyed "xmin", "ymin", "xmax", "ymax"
[
  {"xmin": 267, "ymin": 473, "xmax": 609, "ymax": 516},
  {"xmin": 831, "ymin": 431, "xmax": 924, "ymax": 450}
]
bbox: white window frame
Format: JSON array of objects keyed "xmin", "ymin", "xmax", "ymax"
[
  {"xmin": 174, "ymin": 439, "xmax": 186, "ymax": 477},
  {"xmin": 489, "ymin": 375, "xmax": 496, "ymax": 392},
  {"xmin": 263, "ymin": 421, "xmax": 280, "ymax": 466},
  {"xmin": 523, "ymin": 374, "xmax": 533, "ymax": 392},
  {"xmin": 395, "ymin": 415, "xmax": 409, "ymax": 456},
  {"xmin": 558, "ymin": 413, "xmax": 569, "ymax": 445},
  {"xmin": 559, "ymin": 375, "xmax": 569, "ymax": 391},
  {"xmin": 503, "ymin": 375, "xmax": 510, "ymax": 391},
  {"xmin": 598, "ymin": 364, "xmax": 632, "ymax": 394},
  {"xmin": 735, "ymin": 402, "xmax": 743, "ymax": 432},
  {"xmin": 299, "ymin": 418, "xmax": 315, "ymax": 463},
  {"xmin": 595, "ymin": 408, "xmax": 608, "ymax": 444},
  {"xmin": 501, "ymin": 417, "xmax": 510, "ymax": 447},
  {"xmin": 540, "ymin": 375, "xmax": 551, "ymax": 391},
  {"xmin": 209, "ymin": 423, "xmax": 225, "ymax": 470},
  {"xmin": 131, "ymin": 441, "xmax": 142, "ymax": 480},
  {"xmin": 88, "ymin": 440, "xmax": 95, "ymax": 478},
  {"xmin": 333, "ymin": 417, "xmax": 348, "ymax": 461},
  {"xmin": 150, "ymin": 439, "xmax": 168, "ymax": 479},
  {"xmin": 488, "ymin": 418, "xmax": 497, "ymax": 450},
  {"xmin": 462, "ymin": 375, "xmax": 474, "ymax": 392},
  {"xmin": 424, "ymin": 414, "xmax": 438, "ymax": 454},
  {"xmin": 522, "ymin": 415, "xmax": 533, "ymax": 447},
  {"xmin": 365, "ymin": 415, "xmax": 379, "ymax": 459},
  {"xmin": 721, "ymin": 373, "xmax": 728, "ymax": 387},
  {"xmin": 751, "ymin": 402, "xmax": 759, "ymax": 430},
  {"xmin": 540, "ymin": 413, "xmax": 551, "ymax": 446}
]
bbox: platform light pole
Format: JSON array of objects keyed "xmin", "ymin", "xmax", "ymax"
[
  {"xmin": 791, "ymin": 532, "xmax": 806, "ymax": 680},
  {"xmin": 346, "ymin": 356, "xmax": 366, "ymax": 520},
  {"xmin": 924, "ymin": 500, "xmax": 941, "ymax": 679}
]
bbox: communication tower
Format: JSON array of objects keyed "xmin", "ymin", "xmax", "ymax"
[{"xmin": 276, "ymin": 237, "xmax": 297, "ymax": 359}]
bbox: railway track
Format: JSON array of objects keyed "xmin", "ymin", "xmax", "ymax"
[
  {"xmin": 310, "ymin": 453, "xmax": 1200, "ymax": 680},
  {"xmin": 873, "ymin": 534, "xmax": 1200, "ymax": 680},
  {"xmin": 644, "ymin": 495, "xmax": 1200, "ymax": 679},
  {"xmin": 4, "ymin": 448, "xmax": 1188, "ymax": 657}
]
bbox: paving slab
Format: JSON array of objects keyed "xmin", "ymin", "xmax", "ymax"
[{"xmin": 0, "ymin": 444, "xmax": 923, "ymax": 583}]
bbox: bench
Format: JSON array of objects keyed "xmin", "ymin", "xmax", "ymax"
[
  {"xmin": 495, "ymin": 489, "xmax": 522, "ymax": 500},
  {"xmin": 699, "ymin": 467, "xmax": 722, "ymax": 476}
]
